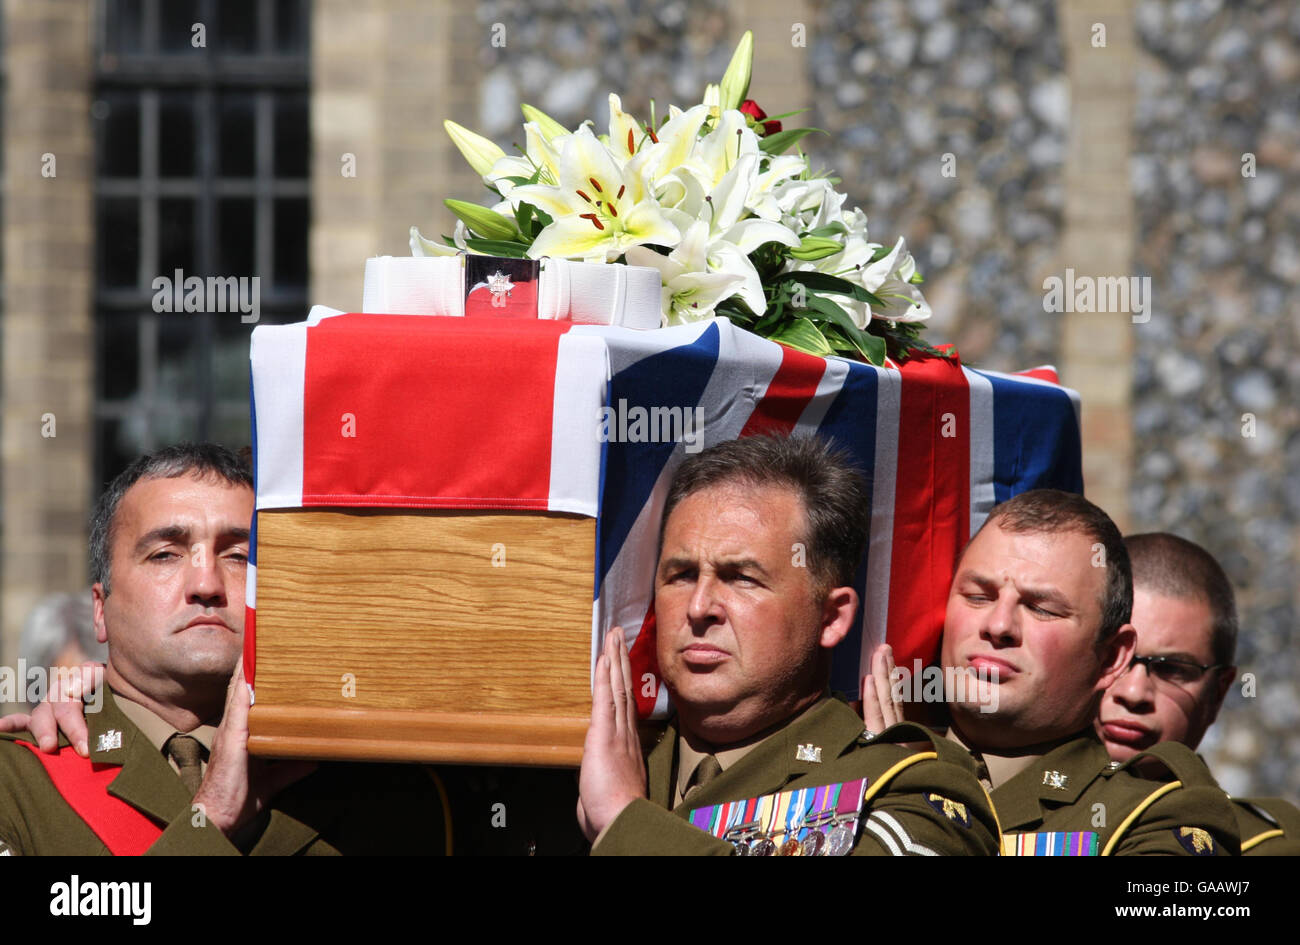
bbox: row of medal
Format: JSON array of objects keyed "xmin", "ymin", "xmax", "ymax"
[{"xmin": 688, "ymin": 778, "xmax": 869, "ymax": 857}]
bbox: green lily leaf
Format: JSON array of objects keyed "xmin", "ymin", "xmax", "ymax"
[
  {"xmin": 768, "ymin": 317, "xmax": 835, "ymax": 357},
  {"xmin": 759, "ymin": 107, "xmax": 810, "ymax": 122},
  {"xmin": 799, "ymin": 293, "xmax": 887, "ymax": 365},
  {"xmin": 759, "ymin": 127, "xmax": 826, "ymax": 154},
  {"xmin": 461, "ymin": 238, "xmax": 532, "ymax": 258},
  {"xmin": 773, "ymin": 271, "xmax": 886, "ymax": 309},
  {"xmin": 445, "ymin": 199, "xmax": 520, "ymax": 241}
]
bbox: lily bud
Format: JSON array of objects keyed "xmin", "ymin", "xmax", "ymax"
[
  {"xmin": 443, "ymin": 120, "xmax": 506, "ymax": 178},
  {"xmin": 520, "ymin": 104, "xmax": 570, "ymax": 142},
  {"xmin": 718, "ymin": 31, "xmax": 754, "ymax": 112},
  {"xmin": 789, "ymin": 236, "xmax": 844, "ymax": 260},
  {"xmin": 444, "ymin": 199, "xmax": 519, "ymax": 241}
]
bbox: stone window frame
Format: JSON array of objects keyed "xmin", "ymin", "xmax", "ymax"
[{"xmin": 91, "ymin": 0, "xmax": 309, "ymax": 485}]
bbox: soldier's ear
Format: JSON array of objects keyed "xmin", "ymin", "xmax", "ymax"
[
  {"xmin": 92, "ymin": 583, "xmax": 109, "ymax": 645},
  {"xmin": 1095, "ymin": 623, "xmax": 1136, "ymax": 692},
  {"xmin": 819, "ymin": 586, "xmax": 858, "ymax": 650}
]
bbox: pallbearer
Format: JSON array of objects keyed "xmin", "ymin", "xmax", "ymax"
[
  {"xmin": 865, "ymin": 491, "xmax": 1242, "ymax": 855},
  {"xmin": 578, "ymin": 434, "xmax": 1000, "ymax": 855}
]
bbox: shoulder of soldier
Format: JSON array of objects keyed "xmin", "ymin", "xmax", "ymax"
[
  {"xmin": 858, "ymin": 720, "xmax": 979, "ymax": 771},
  {"xmin": 1118, "ymin": 741, "xmax": 1222, "ymax": 788},
  {"xmin": 853, "ymin": 721, "xmax": 991, "ymax": 807},
  {"xmin": 1233, "ymin": 796, "xmax": 1300, "ymax": 855},
  {"xmin": 0, "ymin": 729, "xmax": 71, "ymax": 751},
  {"xmin": 1235, "ymin": 796, "xmax": 1300, "ymax": 829},
  {"xmin": 1093, "ymin": 744, "xmax": 1239, "ymax": 855}
]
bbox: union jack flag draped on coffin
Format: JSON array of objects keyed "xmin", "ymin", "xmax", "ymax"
[{"xmin": 247, "ymin": 311, "xmax": 1082, "ymax": 718}]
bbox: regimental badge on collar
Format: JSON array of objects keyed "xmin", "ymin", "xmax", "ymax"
[
  {"xmin": 96, "ymin": 730, "xmax": 122, "ymax": 752},
  {"xmin": 1176, "ymin": 826, "xmax": 1216, "ymax": 856},
  {"xmin": 1041, "ymin": 769, "xmax": 1069, "ymax": 790},
  {"xmin": 795, "ymin": 744, "xmax": 822, "ymax": 763},
  {"xmin": 926, "ymin": 793, "xmax": 970, "ymax": 827}
]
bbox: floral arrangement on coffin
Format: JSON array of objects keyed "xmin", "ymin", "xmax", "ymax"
[{"xmin": 413, "ymin": 32, "xmax": 940, "ymax": 365}]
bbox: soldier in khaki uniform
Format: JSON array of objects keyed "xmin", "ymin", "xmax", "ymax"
[
  {"xmin": 1095, "ymin": 533, "xmax": 1300, "ymax": 855},
  {"xmin": 0, "ymin": 686, "xmax": 444, "ymax": 855},
  {"xmin": 0, "ymin": 444, "xmax": 445, "ymax": 855},
  {"xmin": 865, "ymin": 491, "xmax": 1240, "ymax": 855},
  {"xmin": 579, "ymin": 435, "xmax": 1000, "ymax": 856}
]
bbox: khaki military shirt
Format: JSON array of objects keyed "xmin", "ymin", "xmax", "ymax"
[
  {"xmin": 0, "ymin": 688, "xmax": 444, "ymax": 856},
  {"xmin": 978, "ymin": 731, "xmax": 1240, "ymax": 855},
  {"xmin": 594, "ymin": 697, "xmax": 1000, "ymax": 856}
]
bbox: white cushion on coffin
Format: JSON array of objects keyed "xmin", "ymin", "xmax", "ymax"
[{"xmin": 361, "ymin": 255, "xmax": 661, "ymax": 329}]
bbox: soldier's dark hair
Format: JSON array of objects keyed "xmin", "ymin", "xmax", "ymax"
[
  {"xmin": 974, "ymin": 489, "xmax": 1132, "ymax": 646},
  {"xmin": 661, "ymin": 434, "xmax": 870, "ymax": 595},
  {"xmin": 1124, "ymin": 533, "xmax": 1238, "ymax": 667},
  {"xmin": 90, "ymin": 443, "xmax": 253, "ymax": 595}
]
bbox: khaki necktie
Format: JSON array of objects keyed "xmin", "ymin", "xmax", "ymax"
[
  {"xmin": 684, "ymin": 754, "xmax": 723, "ymax": 801},
  {"xmin": 165, "ymin": 734, "xmax": 205, "ymax": 798}
]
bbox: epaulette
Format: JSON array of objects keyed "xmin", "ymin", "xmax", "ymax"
[
  {"xmin": 1123, "ymin": 740, "xmax": 1222, "ymax": 788},
  {"xmin": 0, "ymin": 729, "xmax": 71, "ymax": 750}
]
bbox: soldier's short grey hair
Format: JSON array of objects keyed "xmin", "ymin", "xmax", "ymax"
[{"xmin": 89, "ymin": 443, "xmax": 252, "ymax": 595}]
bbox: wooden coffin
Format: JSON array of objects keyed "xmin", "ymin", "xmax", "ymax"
[{"xmin": 247, "ymin": 507, "xmax": 596, "ymax": 766}]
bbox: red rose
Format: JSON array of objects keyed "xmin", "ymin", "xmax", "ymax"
[{"xmin": 739, "ymin": 99, "xmax": 782, "ymax": 136}]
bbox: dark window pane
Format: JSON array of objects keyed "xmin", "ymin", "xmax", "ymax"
[
  {"xmin": 96, "ymin": 418, "xmax": 137, "ymax": 492},
  {"xmin": 210, "ymin": 409, "xmax": 252, "ymax": 455},
  {"xmin": 274, "ymin": 0, "xmax": 307, "ymax": 54},
  {"xmin": 145, "ymin": 404, "xmax": 202, "ymax": 450},
  {"xmin": 273, "ymin": 198, "xmax": 309, "ymax": 288},
  {"xmin": 158, "ymin": 198, "xmax": 196, "ymax": 278},
  {"xmin": 218, "ymin": 199, "xmax": 256, "ymax": 276},
  {"xmin": 159, "ymin": 93, "xmax": 197, "ymax": 177},
  {"xmin": 158, "ymin": 317, "xmax": 202, "ymax": 401},
  {"xmin": 219, "ymin": 93, "xmax": 256, "ymax": 176},
  {"xmin": 218, "ymin": 0, "xmax": 259, "ymax": 54},
  {"xmin": 104, "ymin": 0, "xmax": 144, "ymax": 56},
  {"xmin": 98, "ymin": 314, "xmax": 140, "ymax": 401},
  {"xmin": 273, "ymin": 92, "xmax": 308, "ymax": 177},
  {"xmin": 96, "ymin": 91, "xmax": 140, "ymax": 178},
  {"xmin": 160, "ymin": 0, "xmax": 203, "ymax": 54},
  {"xmin": 212, "ymin": 330, "xmax": 256, "ymax": 421},
  {"xmin": 99, "ymin": 197, "xmax": 140, "ymax": 288}
]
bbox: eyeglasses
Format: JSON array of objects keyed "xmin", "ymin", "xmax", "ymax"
[{"xmin": 1127, "ymin": 654, "xmax": 1226, "ymax": 686}]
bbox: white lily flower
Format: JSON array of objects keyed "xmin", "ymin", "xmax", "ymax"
[
  {"xmin": 869, "ymin": 245, "xmax": 932, "ymax": 323},
  {"xmin": 626, "ymin": 221, "xmax": 746, "ymax": 325},
  {"xmin": 775, "ymin": 177, "xmax": 848, "ymax": 231},
  {"xmin": 607, "ymin": 93, "xmax": 643, "ymax": 165},
  {"xmin": 487, "ymin": 122, "xmax": 568, "ymax": 203},
  {"xmin": 509, "ymin": 126, "xmax": 680, "ymax": 261},
  {"xmin": 660, "ymin": 152, "xmax": 800, "ymax": 316},
  {"xmin": 638, "ymin": 104, "xmax": 711, "ymax": 194},
  {"xmin": 410, "ymin": 222, "xmax": 466, "ymax": 258}
]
